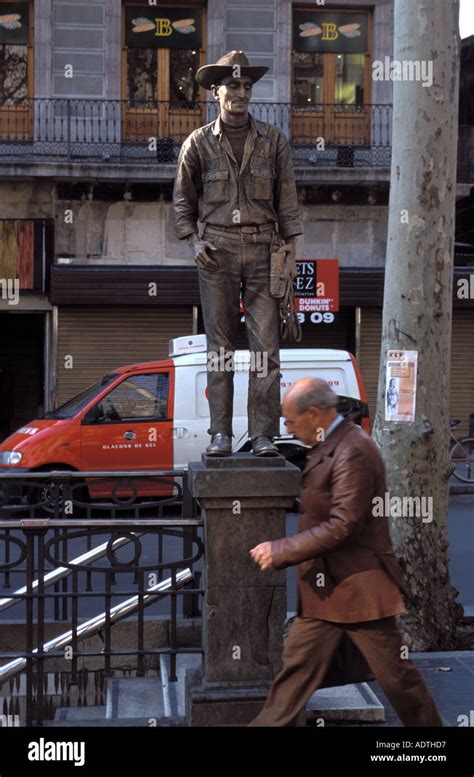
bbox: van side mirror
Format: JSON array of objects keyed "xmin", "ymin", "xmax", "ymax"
[{"xmin": 83, "ymin": 402, "xmax": 105, "ymax": 424}]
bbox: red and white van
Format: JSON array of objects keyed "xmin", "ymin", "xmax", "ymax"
[{"xmin": 0, "ymin": 336, "xmax": 369, "ymax": 499}]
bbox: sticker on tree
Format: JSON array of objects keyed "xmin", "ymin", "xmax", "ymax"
[{"xmin": 385, "ymin": 350, "xmax": 418, "ymax": 422}]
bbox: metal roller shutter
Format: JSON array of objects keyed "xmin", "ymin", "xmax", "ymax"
[
  {"xmin": 450, "ymin": 310, "xmax": 474, "ymax": 438},
  {"xmin": 359, "ymin": 308, "xmax": 382, "ymax": 423},
  {"xmin": 56, "ymin": 307, "xmax": 193, "ymax": 405}
]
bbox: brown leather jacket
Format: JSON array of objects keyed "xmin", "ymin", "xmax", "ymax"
[
  {"xmin": 173, "ymin": 113, "xmax": 303, "ymax": 241},
  {"xmin": 271, "ymin": 420, "xmax": 408, "ymax": 623}
]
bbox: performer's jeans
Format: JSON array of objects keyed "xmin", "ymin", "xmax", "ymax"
[{"xmin": 198, "ymin": 226, "xmax": 281, "ymax": 440}]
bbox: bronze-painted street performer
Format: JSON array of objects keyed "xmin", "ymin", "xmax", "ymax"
[{"xmin": 173, "ymin": 51, "xmax": 303, "ymax": 457}]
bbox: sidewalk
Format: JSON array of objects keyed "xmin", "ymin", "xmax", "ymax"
[{"xmin": 346, "ymin": 652, "xmax": 473, "ymax": 727}]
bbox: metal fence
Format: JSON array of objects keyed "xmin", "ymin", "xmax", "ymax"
[
  {"xmin": 0, "ymin": 470, "xmax": 204, "ymax": 726},
  {"xmin": 0, "ymin": 100, "xmax": 471, "ymax": 180},
  {"xmin": 0, "ymin": 98, "xmax": 394, "ymax": 168}
]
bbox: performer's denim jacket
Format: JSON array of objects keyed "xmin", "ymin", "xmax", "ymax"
[{"xmin": 173, "ymin": 113, "xmax": 303, "ymax": 242}]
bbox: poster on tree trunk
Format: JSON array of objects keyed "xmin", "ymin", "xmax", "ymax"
[{"xmin": 385, "ymin": 350, "xmax": 418, "ymax": 422}]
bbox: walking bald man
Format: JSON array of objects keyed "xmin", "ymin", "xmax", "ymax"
[{"xmin": 248, "ymin": 378, "xmax": 442, "ymax": 727}]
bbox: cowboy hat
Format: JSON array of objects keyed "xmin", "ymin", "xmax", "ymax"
[{"xmin": 196, "ymin": 50, "xmax": 268, "ymax": 90}]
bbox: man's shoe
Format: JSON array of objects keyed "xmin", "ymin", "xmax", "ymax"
[
  {"xmin": 252, "ymin": 437, "xmax": 280, "ymax": 457},
  {"xmin": 206, "ymin": 433, "xmax": 232, "ymax": 457}
]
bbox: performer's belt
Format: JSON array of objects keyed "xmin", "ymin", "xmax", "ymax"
[{"xmin": 204, "ymin": 223, "xmax": 276, "ymax": 234}]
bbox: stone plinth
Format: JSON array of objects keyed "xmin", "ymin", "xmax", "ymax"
[{"xmin": 185, "ymin": 453, "xmax": 301, "ymax": 726}]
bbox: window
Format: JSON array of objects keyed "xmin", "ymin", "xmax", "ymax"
[
  {"xmin": 126, "ymin": 47, "xmax": 200, "ymax": 106},
  {"xmin": 49, "ymin": 376, "xmax": 116, "ymax": 420},
  {"xmin": 169, "ymin": 49, "xmax": 200, "ymax": 105},
  {"xmin": 294, "ymin": 52, "xmax": 325, "ymax": 105},
  {"xmin": 291, "ymin": 8, "xmax": 371, "ymax": 145},
  {"xmin": 335, "ymin": 53, "xmax": 365, "ymax": 105},
  {"xmin": 122, "ymin": 3, "xmax": 206, "ymax": 141},
  {"xmin": 0, "ymin": 1, "xmax": 30, "ymax": 104},
  {"xmin": 127, "ymin": 48, "xmax": 158, "ymax": 103},
  {"xmin": 292, "ymin": 8, "xmax": 370, "ymax": 107},
  {"xmin": 0, "ymin": 2, "xmax": 33, "ymax": 140},
  {"xmin": 102, "ymin": 373, "xmax": 169, "ymax": 421},
  {"xmin": 0, "ymin": 44, "xmax": 27, "ymax": 103}
]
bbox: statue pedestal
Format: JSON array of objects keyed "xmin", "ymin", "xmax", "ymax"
[{"xmin": 185, "ymin": 453, "xmax": 301, "ymax": 726}]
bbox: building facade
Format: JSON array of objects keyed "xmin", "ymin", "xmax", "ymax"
[{"xmin": 0, "ymin": 0, "xmax": 472, "ymax": 439}]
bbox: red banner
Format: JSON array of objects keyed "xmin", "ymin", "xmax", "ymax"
[{"xmin": 295, "ymin": 259, "xmax": 339, "ymax": 312}]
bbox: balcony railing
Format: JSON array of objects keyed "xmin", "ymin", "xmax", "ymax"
[
  {"xmin": 0, "ymin": 98, "xmax": 394, "ymax": 168},
  {"xmin": 0, "ymin": 99, "xmax": 470, "ymax": 180}
]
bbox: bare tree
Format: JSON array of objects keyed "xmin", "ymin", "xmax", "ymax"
[{"xmin": 372, "ymin": 0, "xmax": 462, "ymax": 650}]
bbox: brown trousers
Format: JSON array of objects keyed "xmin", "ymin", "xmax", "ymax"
[{"xmin": 248, "ymin": 615, "xmax": 443, "ymax": 727}]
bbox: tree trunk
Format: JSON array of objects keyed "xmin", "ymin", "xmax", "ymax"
[{"xmin": 372, "ymin": 0, "xmax": 462, "ymax": 650}]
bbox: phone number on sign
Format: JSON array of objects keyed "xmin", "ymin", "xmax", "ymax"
[{"xmin": 297, "ymin": 312, "xmax": 335, "ymax": 324}]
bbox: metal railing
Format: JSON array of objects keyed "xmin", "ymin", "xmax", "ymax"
[
  {"xmin": 0, "ymin": 470, "xmax": 204, "ymax": 726},
  {"xmin": 0, "ymin": 100, "xmax": 471, "ymax": 179},
  {"xmin": 0, "ymin": 98, "xmax": 394, "ymax": 167}
]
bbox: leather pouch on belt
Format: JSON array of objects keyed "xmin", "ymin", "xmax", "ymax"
[{"xmin": 270, "ymin": 244, "xmax": 291, "ymax": 299}]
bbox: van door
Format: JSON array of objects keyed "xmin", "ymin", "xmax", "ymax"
[{"xmin": 80, "ymin": 371, "xmax": 173, "ymax": 497}]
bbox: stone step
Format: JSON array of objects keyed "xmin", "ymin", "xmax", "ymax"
[
  {"xmin": 106, "ymin": 676, "xmax": 166, "ymax": 720},
  {"xmin": 51, "ymin": 662, "xmax": 380, "ymax": 726},
  {"xmin": 54, "ymin": 706, "xmax": 106, "ymax": 722},
  {"xmin": 106, "ymin": 653, "xmax": 202, "ymax": 720},
  {"xmin": 161, "ymin": 653, "xmax": 202, "ymax": 717},
  {"xmin": 44, "ymin": 717, "xmax": 169, "ymax": 727},
  {"xmin": 306, "ymin": 682, "xmax": 385, "ymax": 723}
]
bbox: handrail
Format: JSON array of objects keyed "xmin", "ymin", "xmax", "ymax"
[{"xmin": 0, "ymin": 567, "xmax": 193, "ymax": 684}]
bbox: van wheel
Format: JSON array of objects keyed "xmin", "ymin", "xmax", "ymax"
[{"xmin": 25, "ymin": 470, "xmax": 88, "ymax": 518}]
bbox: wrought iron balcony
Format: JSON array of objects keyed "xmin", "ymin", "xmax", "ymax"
[{"xmin": 0, "ymin": 98, "xmax": 394, "ymax": 169}]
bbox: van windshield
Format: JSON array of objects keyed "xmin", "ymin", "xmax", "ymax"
[{"xmin": 44, "ymin": 375, "xmax": 117, "ymax": 420}]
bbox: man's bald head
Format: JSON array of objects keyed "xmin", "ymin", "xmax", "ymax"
[
  {"xmin": 282, "ymin": 379, "xmax": 339, "ymax": 446},
  {"xmin": 284, "ymin": 378, "xmax": 339, "ymax": 414}
]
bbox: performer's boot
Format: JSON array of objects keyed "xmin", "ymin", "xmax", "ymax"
[
  {"xmin": 206, "ymin": 433, "xmax": 232, "ymax": 457},
  {"xmin": 252, "ymin": 437, "xmax": 279, "ymax": 457}
]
